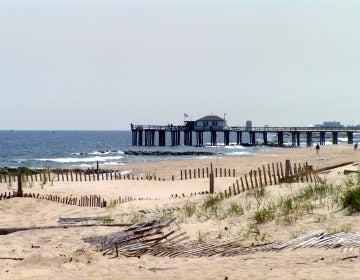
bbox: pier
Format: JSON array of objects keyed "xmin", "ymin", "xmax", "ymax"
[{"xmin": 131, "ymin": 124, "xmax": 360, "ymax": 147}]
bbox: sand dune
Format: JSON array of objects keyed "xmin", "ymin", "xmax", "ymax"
[{"xmin": 1, "ymin": 145, "xmax": 360, "ymax": 279}]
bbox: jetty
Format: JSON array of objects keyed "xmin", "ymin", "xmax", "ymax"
[{"xmin": 131, "ymin": 115, "xmax": 360, "ymax": 147}]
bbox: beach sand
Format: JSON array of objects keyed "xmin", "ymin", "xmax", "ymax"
[{"xmin": 1, "ymin": 145, "xmax": 360, "ymax": 279}]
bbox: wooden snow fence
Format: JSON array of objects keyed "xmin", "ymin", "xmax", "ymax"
[
  {"xmin": 179, "ymin": 167, "xmax": 236, "ymax": 180},
  {"xmin": 219, "ymin": 160, "xmax": 323, "ymax": 200},
  {"xmin": 86, "ymin": 217, "xmax": 360, "ymax": 258},
  {"xmin": 0, "ymin": 191, "xmax": 18, "ymax": 201},
  {"xmin": 23, "ymin": 193, "xmax": 107, "ymax": 208},
  {"xmin": 20, "ymin": 192, "xmax": 156, "ymax": 208},
  {"xmin": 169, "ymin": 160, "xmax": 322, "ymax": 200},
  {"xmin": 0, "ymin": 175, "xmax": 18, "ymax": 184},
  {"xmin": 0, "ymin": 171, "xmax": 167, "ymax": 186}
]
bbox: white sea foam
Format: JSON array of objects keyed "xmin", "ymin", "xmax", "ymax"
[
  {"xmin": 196, "ymin": 156, "xmax": 217, "ymax": 160},
  {"xmin": 38, "ymin": 156, "xmax": 124, "ymax": 163},
  {"xmin": 223, "ymin": 145, "xmax": 245, "ymax": 150},
  {"xmin": 225, "ymin": 152, "xmax": 253, "ymax": 156},
  {"xmin": 102, "ymin": 161, "xmax": 125, "ymax": 166},
  {"xmin": 120, "ymin": 170, "xmax": 132, "ymax": 175},
  {"xmin": 79, "ymin": 164, "xmax": 93, "ymax": 168},
  {"xmin": 89, "ymin": 150, "xmax": 111, "ymax": 155}
]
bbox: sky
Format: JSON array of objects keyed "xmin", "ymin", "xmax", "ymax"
[{"xmin": 1, "ymin": 0, "xmax": 360, "ymax": 130}]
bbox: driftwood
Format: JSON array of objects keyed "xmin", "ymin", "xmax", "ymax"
[
  {"xmin": 58, "ymin": 216, "xmax": 114, "ymax": 225},
  {"xmin": 0, "ymin": 223, "xmax": 131, "ymax": 236},
  {"xmin": 0, "ymin": 257, "xmax": 24, "ymax": 261}
]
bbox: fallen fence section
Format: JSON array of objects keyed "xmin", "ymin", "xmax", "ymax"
[{"xmin": 85, "ymin": 217, "xmax": 360, "ymax": 258}]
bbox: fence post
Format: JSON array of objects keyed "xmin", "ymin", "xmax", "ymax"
[
  {"xmin": 254, "ymin": 170, "xmax": 258, "ymax": 188},
  {"xmin": 267, "ymin": 164, "xmax": 272, "ymax": 185},
  {"xmin": 258, "ymin": 168, "xmax": 263, "ymax": 187},
  {"xmin": 276, "ymin": 162, "xmax": 281, "ymax": 183},
  {"xmin": 262, "ymin": 165, "xmax": 267, "ymax": 186},
  {"xmin": 17, "ymin": 174, "xmax": 23, "ymax": 197},
  {"xmin": 209, "ymin": 163, "xmax": 214, "ymax": 194},
  {"xmin": 285, "ymin": 160, "xmax": 291, "ymax": 179},
  {"xmin": 272, "ymin": 163, "xmax": 277, "ymax": 184},
  {"xmin": 236, "ymin": 180, "xmax": 240, "ymax": 193},
  {"xmin": 240, "ymin": 177, "xmax": 245, "ymax": 191},
  {"xmin": 245, "ymin": 174, "xmax": 250, "ymax": 190},
  {"xmin": 96, "ymin": 161, "xmax": 100, "ymax": 181},
  {"xmin": 280, "ymin": 162, "xmax": 284, "ymax": 179}
]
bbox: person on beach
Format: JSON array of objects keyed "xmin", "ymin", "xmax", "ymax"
[
  {"xmin": 315, "ymin": 143, "xmax": 320, "ymax": 155},
  {"xmin": 355, "ymin": 143, "xmax": 358, "ymax": 150}
]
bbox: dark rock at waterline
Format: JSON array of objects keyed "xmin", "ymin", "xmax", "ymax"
[{"xmin": 124, "ymin": 151, "xmax": 218, "ymax": 156}]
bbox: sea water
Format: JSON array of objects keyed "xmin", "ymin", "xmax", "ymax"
[{"xmin": 0, "ymin": 130, "xmax": 357, "ymax": 169}]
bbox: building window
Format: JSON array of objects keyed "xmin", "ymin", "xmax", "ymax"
[
  {"xmin": 203, "ymin": 121, "xmax": 208, "ymax": 126},
  {"xmin": 212, "ymin": 121, "xmax": 217, "ymax": 126}
]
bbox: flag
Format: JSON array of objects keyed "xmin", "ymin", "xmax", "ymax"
[{"xmin": 184, "ymin": 113, "xmax": 189, "ymax": 118}]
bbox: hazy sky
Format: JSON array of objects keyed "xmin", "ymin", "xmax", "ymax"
[{"xmin": 1, "ymin": 0, "xmax": 360, "ymax": 130}]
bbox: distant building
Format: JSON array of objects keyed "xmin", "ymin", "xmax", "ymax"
[
  {"xmin": 194, "ymin": 115, "xmax": 226, "ymax": 131},
  {"xmin": 314, "ymin": 121, "xmax": 344, "ymax": 128},
  {"xmin": 246, "ymin": 120, "xmax": 252, "ymax": 129}
]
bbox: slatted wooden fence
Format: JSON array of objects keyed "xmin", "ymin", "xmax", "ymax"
[
  {"xmin": 0, "ymin": 171, "xmax": 167, "ymax": 185},
  {"xmin": 220, "ymin": 161, "xmax": 321, "ymax": 200},
  {"xmin": 19, "ymin": 192, "xmax": 156, "ymax": 208},
  {"xmin": 179, "ymin": 167, "xmax": 236, "ymax": 180},
  {"xmin": 0, "ymin": 191, "xmax": 18, "ymax": 201},
  {"xmin": 170, "ymin": 161, "xmax": 322, "ymax": 199},
  {"xmin": 22, "ymin": 193, "xmax": 107, "ymax": 208}
]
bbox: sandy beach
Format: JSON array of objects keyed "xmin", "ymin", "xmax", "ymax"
[{"xmin": 2, "ymin": 145, "xmax": 360, "ymax": 279}]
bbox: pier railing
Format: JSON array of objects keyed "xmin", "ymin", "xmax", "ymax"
[
  {"xmin": 132, "ymin": 124, "xmax": 360, "ymax": 133},
  {"xmin": 230, "ymin": 126, "xmax": 360, "ymax": 132}
]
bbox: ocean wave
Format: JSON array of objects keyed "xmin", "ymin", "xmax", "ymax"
[
  {"xmin": 37, "ymin": 156, "xmax": 124, "ymax": 163},
  {"xmin": 89, "ymin": 150, "xmax": 111, "ymax": 155},
  {"xmin": 71, "ymin": 152, "xmax": 87, "ymax": 156}
]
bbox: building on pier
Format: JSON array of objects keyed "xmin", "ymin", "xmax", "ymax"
[
  {"xmin": 315, "ymin": 121, "xmax": 344, "ymax": 128},
  {"xmin": 194, "ymin": 115, "xmax": 227, "ymax": 131}
]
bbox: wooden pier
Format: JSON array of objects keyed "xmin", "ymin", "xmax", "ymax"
[{"xmin": 131, "ymin": 124, "xmax": 360, "ymax": 147}]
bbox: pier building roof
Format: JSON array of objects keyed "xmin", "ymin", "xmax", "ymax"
[{"xmin": 196, "ymin": 115, "xmax": 224, "ymax": 122}]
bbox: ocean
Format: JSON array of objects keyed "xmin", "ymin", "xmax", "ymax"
[{"xmin": 0, "ymin": 130, "xmax": 357, "ymax": 169}]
